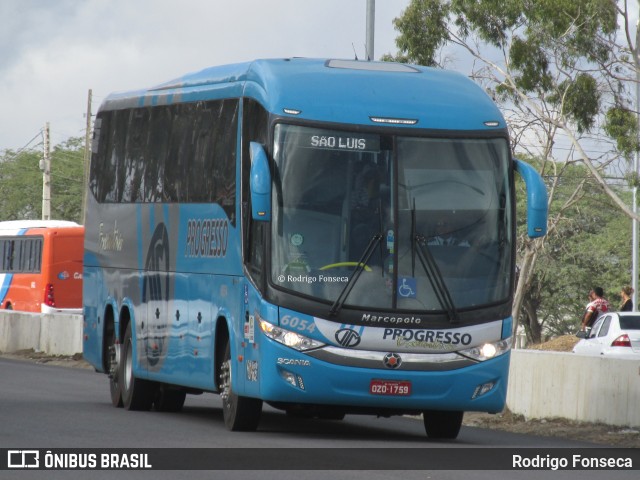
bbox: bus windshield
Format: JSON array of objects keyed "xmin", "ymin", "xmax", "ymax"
[{"xmin": 271, "ymin": 124, "xmax": 513, "ymax": 313}]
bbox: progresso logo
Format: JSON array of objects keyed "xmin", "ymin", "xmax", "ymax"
[
  {"xmin": 142, "ymin": 222, "xmax": 170, "ymax": 367},
  {"xmin": 335, "ymin": 328, "xmax": 362, "ymax": 348},
  {"xmin": 142, "ymin": 223, "xmax": 170, "ymax": 304}
]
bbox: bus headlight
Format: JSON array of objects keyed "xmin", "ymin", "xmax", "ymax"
[
  {"xmin": 459, "ymin": 337, "xmax": 512, "ymax": 362},
  {"xmin": 258, "ymin": 319, "xmax": 325, "ymax": 351}
]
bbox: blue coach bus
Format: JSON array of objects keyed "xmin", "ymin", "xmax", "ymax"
[{"xmin": 83, "ymin": 58, "xmax": 547, "ymax": 439}]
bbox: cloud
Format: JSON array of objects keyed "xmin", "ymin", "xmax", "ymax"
[{"xmin": 0, "ymin": 0, "xmax": 409, "ymax": 150}]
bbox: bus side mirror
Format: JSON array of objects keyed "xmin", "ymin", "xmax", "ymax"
[
  {"xmin": 250, "ymin": 142, "xmax": 271, "ymax": 221},
  {"xmin": 514, "ymin": 159, "xmax": 548, "ymax": 238}
]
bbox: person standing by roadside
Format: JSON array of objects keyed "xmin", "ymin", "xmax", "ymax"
[
  {"xmin": 580, "ymin": 287, "xmax": 610, "ymax": 331},
  {"xmin": 619, "ymin": 286, "xmax": 634, "ymax": 311}
]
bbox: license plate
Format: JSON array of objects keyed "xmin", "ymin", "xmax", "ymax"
[{"xmin": 369, "ymin": 379, "xmax": 412, "ymax": 396}]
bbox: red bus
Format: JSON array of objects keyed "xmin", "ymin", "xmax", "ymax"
[{"xmin": 0, "ymin": 220, "xmax": 84, "ymax": 313}]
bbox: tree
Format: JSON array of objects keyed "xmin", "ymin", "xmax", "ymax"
[
  {"xmin": 516, "ymin": 158, "xmax": 632, "ymax": 343},
  {"xmin": 0, "ymin": 137, "xmax": 84, "ymax": 223},
  {"xmin": 50, "ymin": 137, "xmax": 85, "ymax": 222},
  {"xmin": 385, "ymin": 0, "xmax": 639, "ymax": 211},
  {"xmin": 385, "ymin": 0, "xmax": 640, "ymax": 337},
  {"xmin": 0, "ymin": 149, "xmax": 42, "ymax": 220}
]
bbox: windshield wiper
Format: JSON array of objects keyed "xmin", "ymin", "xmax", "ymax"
[
  {"xmin": 329, "ymin": 233, "xmax": 382, "ymax": 317},
  {"xmin": 411, "ymin": 202, "xmax": 459, "ymax": 324}
]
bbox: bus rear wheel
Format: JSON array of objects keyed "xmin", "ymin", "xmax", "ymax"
[
  {"xmin": 120, "ymin": 322, "xmax": 156, "ymax": 411},
  {"xmin": 422, "ymin": 410, "xmax": 463, "ymax": 439},
  {"xmin": 107, "ymin": 328, "xmax": 123, "ymax": 407},
  {"xmin": 219, "ymin": 340, "xmax": 262, "ymax": 431}
]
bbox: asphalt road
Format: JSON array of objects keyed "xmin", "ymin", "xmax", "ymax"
[{"xmin": 0, "ymin": 357, "xmax": 637, "ymax": 480}]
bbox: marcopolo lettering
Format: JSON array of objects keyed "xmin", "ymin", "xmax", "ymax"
[
  {"xmin": 185, "ymin": 218, "xmax": 229, "ymax": 258},
  {"xmin": 382, "ymin": 328, "xmax": 473, "ymax": 346},
  {"xmin": 361, "ymin": 313, "xmax": 423, "ymax": 325}
]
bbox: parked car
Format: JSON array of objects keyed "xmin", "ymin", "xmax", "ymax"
[{"xmin": 573, "ymin": 312, "xmax": 640, "ymax": 357}]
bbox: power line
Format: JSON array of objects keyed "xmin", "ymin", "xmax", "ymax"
[{"xmin": 1, "ymin": 131, "xmax": 44, "ymax": 161}]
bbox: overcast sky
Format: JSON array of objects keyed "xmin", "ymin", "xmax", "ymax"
[{"xmin": 0, "ymin": 0, "xmax": 411, "ymax": 152}]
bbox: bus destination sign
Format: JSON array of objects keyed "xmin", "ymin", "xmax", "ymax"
[{"xmin": 299, "ymin": 132, "xmax": 380, "ymax": 153}]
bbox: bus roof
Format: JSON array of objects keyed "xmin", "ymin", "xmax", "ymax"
[
  {"xmin": 0, "ymin": 220, "xmax": 81, "ymax": 231},
  {"xmin": 101, "ymin": 58, "xmax": 506, "ymax": 132}
]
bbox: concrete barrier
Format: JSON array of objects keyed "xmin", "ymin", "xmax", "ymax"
[
  {"xmin": 507, "ymin": 349, "xmax": 640, "ymax": 428},
  {"xmin": 0, "ymin": 311, "xmax": 82, "ymax": 356},
  {"xmin": 1, "ymin": 314, "xmax": 638, "ymax": 427}
]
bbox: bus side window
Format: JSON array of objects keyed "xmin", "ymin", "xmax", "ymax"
[
  {"xmin": 4, "ymin": 239, "xmax": 15, "ymax": 271},
  {"xmin": 242, "ymin": 98, "xmax": 269, "ymax": 290},
  {"xmin": 0, "ymin": 239, "xmax": 8, "ymax": 271},
  {"xmin": 247, "ymin": 221, "xmax": 265, "ymax": 285}
]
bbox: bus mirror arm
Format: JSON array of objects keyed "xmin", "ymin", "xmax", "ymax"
[
  {"xmin": 514, "ymin": 159, "xmax": 548, "ymax": 238},
  {"xmin": 250, "ymin": 142, "xmax": 272, "ymax": 221}
]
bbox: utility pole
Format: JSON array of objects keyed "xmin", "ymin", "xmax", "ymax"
[
  {"xmin": 81, "ymin": 89, "xmax": 93, "ymax": 224},
  {"xmin": 633, "ymin": 21, "xmax": 639, "ymax": 310},
  {"xmin": 366, "ymin": 0, "xmax": 375, "ymax": 61},
  {"xmin": 41, "ymin": 122, "xmax": 51, "ymax": 221}
]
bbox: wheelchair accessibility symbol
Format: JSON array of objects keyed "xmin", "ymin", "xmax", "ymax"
[{"xmin": 398, "ymin": 277, "xmax": 417, "ymax": 298}]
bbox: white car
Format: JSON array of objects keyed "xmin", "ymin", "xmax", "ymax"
[{"xmin": 573, "ymin": 312, "xmax": 640, "ymax": 357}]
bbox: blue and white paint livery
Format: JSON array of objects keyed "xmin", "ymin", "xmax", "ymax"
[{"xmin": 83, "ymin": 58, "xmax": 547, "ymax": 438}]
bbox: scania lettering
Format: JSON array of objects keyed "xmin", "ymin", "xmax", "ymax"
[
  {"xmin": 277, "ymin": 358, "xmax": 312, "ymax": 366},
  {"xmin": 83, "ymin": 58, "xmax": 547, "ymax": 439}
]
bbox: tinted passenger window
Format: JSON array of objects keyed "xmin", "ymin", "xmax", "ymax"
[
  {"xmin": 619, "ymin": 316, "xmax": 640, "ymax": 330},
  {"xmin": 0, "ymin": 237, "xmax": 43, "ymax": 273},
  {"xmin": 241, "ymin": 98, "xmax": 269, "ymax": 285},
  {"xmin": 588, "ymin": 318, "xmax": 603, "ymax": 338},
  {"xmin": 89, "ymin": 99, "xmax": 239, "ymax": 224},
  {"xmin": 598, "ymin": 316, "xmax": 611, "ymax": 337}
]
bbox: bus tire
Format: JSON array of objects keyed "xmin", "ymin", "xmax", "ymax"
[
  {"xmin": 154, "ymin": 386, "xmax": 186, "ymax": 412},
  {"xmin": 219, "ymin": 340, "xmax": 262, "ymax": 431},
  {"xmin": 120, "ymin": 322, "xmax": 156, "ymax": 411},
  {"xmin": 422, "ymin": 410, "xmax": 463, "ymax": 440},
  {"xmin": 108, "ymin": 328, "xmax": 123, "ymax": 408}
]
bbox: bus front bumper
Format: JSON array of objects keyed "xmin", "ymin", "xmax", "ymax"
[{"xmin": 246, "ymin": 337, "xmax": 510, "ymax": 414}]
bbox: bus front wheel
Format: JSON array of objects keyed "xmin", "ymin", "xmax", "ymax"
[
  {"xmin": 120, "ymin": 322, "xmax": 156, "ymax": 411},
  {"xmin": 219, "ymin": 340, "xmax": 262, "ymax": 431},
  {"xmin": 422, "ymin": 410, "xmax": 463, "ymax": 440}
]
